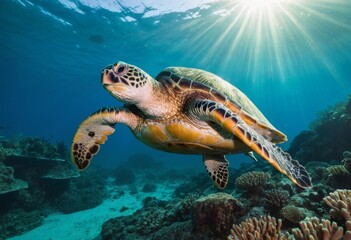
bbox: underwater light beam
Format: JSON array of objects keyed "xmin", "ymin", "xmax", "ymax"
[{"xmin": 182, "ymin": 0, "xmax": 350, "ymax": 87}]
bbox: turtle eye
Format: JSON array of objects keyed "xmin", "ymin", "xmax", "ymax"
[
  {"xmin": 117, "ymin": 66, "xmax": 125, "ymax": 73},
  {"xmin": 115, "ymin": 63, "xmax": 128, "ymax": 76}
]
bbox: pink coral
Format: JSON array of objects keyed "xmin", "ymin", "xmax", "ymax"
[
  {"xmin": 323, "ymin": 189, "xmax": 351, "ymax": 221},
  {"xmin": 228, "ymin": 216, "xmax": 289, "ymax": 240}
]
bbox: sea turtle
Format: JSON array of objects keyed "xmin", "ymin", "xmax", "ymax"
[{"xmin": 71, "ymin": 61, "xmax": 312, "ymax": 189}]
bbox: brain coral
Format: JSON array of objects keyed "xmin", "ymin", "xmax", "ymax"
[
  {"xmin": 264, "ymin": 188, "xmax": 290, "ymax": 210},
  {"xmin": 192, "ymin": 192, "xmax": 242, "ymax": 237},
  {"xmin": 235, "ymin": 171, "xmax": 271, "ymax": 190},
  {"xmin": 280, "ymin": 205, "xmax": 306, "ymax": 224}
]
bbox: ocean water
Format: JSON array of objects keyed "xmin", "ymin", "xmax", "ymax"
[{"xmin": 0, "ymin": 0, "xmax": 351, "ymax": 239}]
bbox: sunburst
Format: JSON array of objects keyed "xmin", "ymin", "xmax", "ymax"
[{"xmin": 182, "ymin": 0, "xmax": 350, "ymax": 85}]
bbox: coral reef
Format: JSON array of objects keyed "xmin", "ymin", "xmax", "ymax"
[
  {"xmin": 150, "ymin": 221, "xmax": 194, "ymax": 240},
  {"xmin": 0, "ymin": 136, "xmax": 110, "ymax": 238},
  {"xmin": 3, "ymin": 146, "xmax": 77, "ymax": 182},
  {"xmin": 192, "ymin": 193, "xmax": 243, "ymax": 238},
  {"xmin": 0, "ymin": 162, "xmax": 28, "ymax": 195},
  {"xmin": 16, "ymin": 184, "xmax": 47, "ymax": 211},
  {"xmin": 0, "ymin": 209, "xmax": 44, "ymax": 239},
  {"xmin": 292, "ymin": 217, "xmax": 351, "ymax": 240},
  {"xmin": 18, "ymin": 137, "xmax": 65, "ymax": 159},
  {"xmin": 0, "ymin": 136, "xmax": 67, "ymax": 162},
  {"xmin": 235, "ymin": 171, "xmax": 271, "ymax": 191},
  {"xmin": 102, "ymin": 192, "xmax": 242, "ymax": 240},
  {"xmin": 264, "ymin": 188, "xmax": 290, "ymax": 211},
  {"xmin": 1, "ymin": 147, "xmax": 80, "ymax": 211},
  {"xmin": 288, "ymin": 96, "xmax": 351, "ymax": 164},
  {"xmin": 228, "ymin": 215, "xmax": 289, "ymax": 240},
  {"xmin": 323, "ymin": 152, "xmax": 351, "ymax": 189},
  {"xmin": 323, "ymin": 189, "xmax": 351, "ymax": 221},
  {"xmin": 101, "ymin": 195, "xmax": 197, "ymax": 239},
  {"xmin": 41, "ymin": 161, "xmax": 80, "ymax": 180},
  {"xmin": 173, "ymin": 193, "xmax": 200, "ymax": 220},
  {"xmin": 0, "ymin": 146, "xmax": 18, "ymax": 161}
]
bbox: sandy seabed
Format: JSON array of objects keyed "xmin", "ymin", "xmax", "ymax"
[{"xmin": 10, "ymin": 182, "xmax": 179, "ymax": 240}]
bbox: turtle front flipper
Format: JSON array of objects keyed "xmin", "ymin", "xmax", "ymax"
[
  {"xmin": 188, "ymin": 100, "xmax": 312, "ymax": 188},
  {"xmin": 71, "ymin": 107, "xmax": 140, "ymax": 170}
]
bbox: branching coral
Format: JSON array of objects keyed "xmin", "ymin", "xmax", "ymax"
[
  {"xmin": 264, "ymin": 189, "xmax": 290, "ymax": 210},
  {"xmin": 280, "ymin": 205, "xmax": 306, "ymax": 224},
  {"xmin": 228, "ymin": 216, "xmax": 289, "ymax": 240},
  {"xmin": 323, "ymin": 189, "xmax": 351, "ymax": 221},
  {"xmin": 292, "ymin": 217, "xmax": 351, "ymax": 240},
  {"xmin": 235, "ymin": 171, "xmax": 271, "ymax": 190}
]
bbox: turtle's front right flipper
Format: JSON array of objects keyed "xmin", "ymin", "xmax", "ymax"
[{"xmin": 71, "ymin": 107, "xmax": 140, "ymax": 170}]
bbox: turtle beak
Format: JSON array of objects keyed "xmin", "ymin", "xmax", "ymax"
[
  {"xmin": 101, "ymin": 66, "xmax": 115, "ymax": 87},
  {"xmin": 101, "ymin": 67, "xmax": 128, "ymax": 96},
  {"xmin": 101, "ymin": 63, "xmax": 130, "ymax": 88}
]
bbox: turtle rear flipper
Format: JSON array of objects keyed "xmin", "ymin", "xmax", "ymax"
[
  {"xmin": 203, "ymin": 155, "xmax": 229, "ymax": 189},
  {"xmin": 71, "ymin": 107, "xmax": 140, "ymax": 170},
  {"xmin": 188, "ymin": 100, "xmax": 312, "ymax": 188}
]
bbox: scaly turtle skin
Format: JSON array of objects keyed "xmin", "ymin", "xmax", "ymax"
[{"xmin": 71, "ymin": 61, "xmax": 312, "ymax": 189}]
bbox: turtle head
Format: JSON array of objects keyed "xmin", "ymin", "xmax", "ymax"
[{"xmin": 101, "ymin": 61, "xmax": 153, "ymax": 104}]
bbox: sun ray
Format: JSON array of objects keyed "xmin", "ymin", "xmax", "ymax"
[{"xmin": 178, "ymin": 0, "xmax": 350, "ymax": 89}]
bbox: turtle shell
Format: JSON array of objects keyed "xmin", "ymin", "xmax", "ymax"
[{"xmin": 157, "ymin": 67, "xmax": 287, "ymax": 143}]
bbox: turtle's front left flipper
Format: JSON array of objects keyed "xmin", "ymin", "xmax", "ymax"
[
  {"xmin": 71, "ymin": 107, "xmax": 140, "ymax": 170},
  {"xmin": 187, "ymin": 100, "xmax": 312, "ymax": 188}
]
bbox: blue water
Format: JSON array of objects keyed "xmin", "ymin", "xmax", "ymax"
[{"xmin": 1, "ymin": 0, "xmax": 351, "ymax": 170}]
